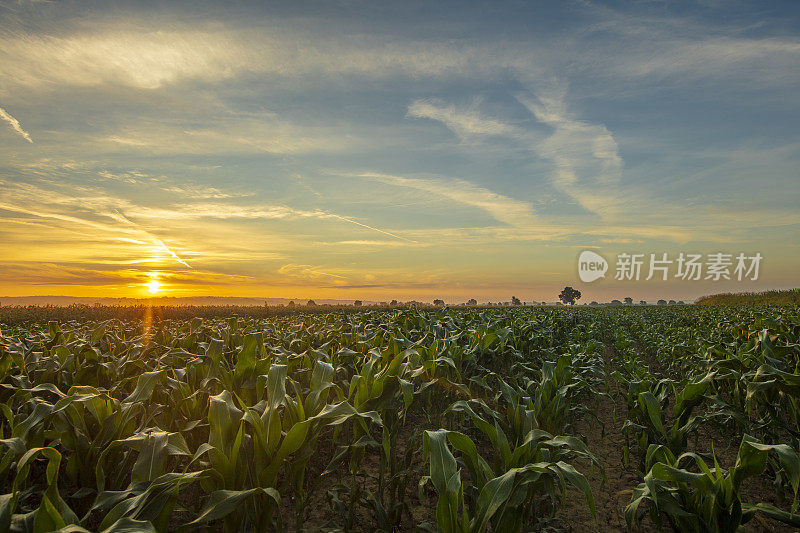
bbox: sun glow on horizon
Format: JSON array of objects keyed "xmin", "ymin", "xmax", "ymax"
[{"xmin": 146, "ymin": 280, "xmax": 161, "ymax": 294}]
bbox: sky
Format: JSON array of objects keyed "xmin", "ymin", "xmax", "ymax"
[{"xmin": 0, "ymin": 0, "xmax": 798, "ymax": 303}]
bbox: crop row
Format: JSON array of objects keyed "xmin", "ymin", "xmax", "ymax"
[{"xmin": 0, "ymin": 306, "xmax": 798, "ymax": 531}]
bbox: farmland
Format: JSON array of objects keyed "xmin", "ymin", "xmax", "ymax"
[{"xmin": 1, "ymin": 305, "xmax": 799, "ymax": 532}]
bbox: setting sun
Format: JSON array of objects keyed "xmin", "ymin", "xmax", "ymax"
[{"xmin": 146, "ymin": 280, "xmax": 160, "ymax": 294}]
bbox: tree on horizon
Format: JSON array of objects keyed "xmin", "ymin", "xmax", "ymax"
[{"xmin": 558, "ymin": 286, "xmax": 582, "ymax": 305}]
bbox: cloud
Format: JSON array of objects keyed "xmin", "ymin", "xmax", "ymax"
[
  {"xmin": 0, "ymin": 106, "xmax": 33, "ymax": 142},
  {"xmin": 0, "ymin": 28, "xmax": 247, "ymax": 91},
  {"xmin": 1, "ymin": 8, "xmax": 797, "ymax": 102},
  {"xmin": 161, "ymin": 185, "xmax": 252, "ymax": 199},
  {"xmin": 408, "ymin": 85, "xmax": 629, "ymax": 220},
  {"xmin": 0, "ymin": 179, "xmax": 195, "ymax": 268},
  {"xmin": 570, "ymin": 4, "xmax": 800, "ymax": 95},
  {"xmin": 616, "ymin": 37, "xmax": 800, "ymax": 82},
  {"xmin": 107, "ymin": 212, "xmax": 191, "ymax": 268},
  {"xmin": 96, "ymin": 118, "xmax": 354, "ymax": 155},
  {"xmin": 0, "ymin": 262, "xmax": 252, "ymax": 288},
  {"xmin": 405, "ymin": 88, "xmax": 798, "ymax": 236},
  {"xmin": 0, "ymin": 23, "xmax": 497, "ymax": 95},
  {"xmin": 403, "ymin": 88, "xmax": 626, "ymax": 221},
  {"xmin": 98, "ymin": 169, "xmax": 155, "ymax": 184},
  {"xmin": 355, "ymin": 172, "xmax": 537, "ymax": 227},
  {"xmin": 392, "ymin": 224, "xmax": 707, "ymax": 246},
  {"xmin": 517, "ymin": 87, "xmax": 624, "ymax": 219},
  {"xmin": 94, "ymin": 194, "xmax": 414, "ymax": 243},
  {"xmin": 0, "ymin": 175, "xmax": 419, "ymax": 281},
  {"xmin": 278, "ymin": 263, "xmax": 348, "ymax": 281},
  {"xmin": 407, "ymin": 98, "xmax": 519, "ymax": 139},
  {"xmin": 322, "ymin": 240, "xmax": 422, "ymax": 247},
  {"xmin": 122, "ymin": 202, "xmax": 329, "ymax": 221},
  {"xmin": 0, "ymin": 199, "xmax": 193, "ymax": 268}
]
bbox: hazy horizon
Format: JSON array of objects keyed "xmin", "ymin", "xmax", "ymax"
[
  {"xmin": 1, "ymin": 1, "xmax": 798, "ymax": 302},
  {"xmin": 2, "ymin": 290, "xmax": 789, "ymax": 307},
  {"xmin": 0, "ymin": 295, "xmax": 691, "ymax": 306}
]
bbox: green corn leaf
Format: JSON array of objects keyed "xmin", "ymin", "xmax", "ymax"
[
  {"xmin": 424, "ymin": 430, "xmax": 458, "ymax": 496},
  {"xmin": 743, "ymin": 503, "xmax": 800, "ymax": 527},
  {"xmin": 637, "ymin": 391, "xmax": 666, "ymax": 436},
  {"xmin": 181, "ymin": 487, "xmax": 280, "ymax": 528},
  {"xmin": 470, "ymin": 469, "xmax": 517, "ymax": 532}
]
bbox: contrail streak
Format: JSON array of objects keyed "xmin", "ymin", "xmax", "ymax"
[
  {"xmin": 107, "ymin": 211, "xmax": 192, "ymax": 268},
  {"xmin": 328, "ymin": 214, "xmax": 418, "ymax": 243},
  {"xmin": 0, "ymin": 203, "xmax": 191, "ymax": 269}
]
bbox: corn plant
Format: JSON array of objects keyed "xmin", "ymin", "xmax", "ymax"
[
  {"xmin": 626, "ymin": 435, "xmax": 800, "ymax": 532},
  {"xmin": 621, "ymin": 378, "xmax": 710, "ymax": 461},
  {"xmin": 421, "ymin": 429, "xmax": 596, "ymax": 532}
]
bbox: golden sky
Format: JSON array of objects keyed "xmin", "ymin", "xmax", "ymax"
[{"xmin": 1, "ymin": 2, "xmax": 798, "ymax": 302}]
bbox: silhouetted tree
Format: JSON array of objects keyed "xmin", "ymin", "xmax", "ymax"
[
  {"xmin": 558, "ymin": 286, "xmax": 582, "ymax": 305},
  {"xmin": 433, "ymin": 299, "xmax": 445, "ymax": 306},
  {"xmin": 657, "ymin": 299, "xmax": 667, "ymax": 306},
  {"xmin": 640, "ymin": 300, "xmax": 647, "ymax": 305},
  {"xmin": 306, "ymin": 300, "xmax": 316, "ymax": 306},
  {"xmin": 511, "ymin": 296, "xmax": 522, "ymax": 305},
  {"xmin": 624, "ymin": 297, "xmax": 633, "ymax": 305},
  {"xmin": 467, "ymin": 298, "xmax": 478, "ymax": 306},
  {"xmin": 353, "ymin": 300, "xmax": 362, "ymax": 307},
  {"xmin": 390, "ymin": 299, "xmax": 398, "ymax": 306}
]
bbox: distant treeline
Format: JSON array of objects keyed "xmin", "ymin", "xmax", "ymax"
[{"xmin": 696, "ymin": 288, "xmax": 800, "ymax": 306}]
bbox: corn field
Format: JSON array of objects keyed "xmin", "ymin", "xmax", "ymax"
[{"xmin": 1, "ymin": 305, "xmax": 799, "ymax": 532}]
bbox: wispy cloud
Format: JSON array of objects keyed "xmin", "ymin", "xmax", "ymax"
[
  {"xmin": 3, "ymin": 8, "xmax": 795, "ymax": 102},
  {"xmin": 278, "ymin": 263, "xmax": 348, "ymax": 281},
  {"xmin": 0, "ymin": 23, "xmax": 493, "ymax": 95},
  {"xmin": 111, "ymin": 198, "xmax": 415, "ymax": 243},
  {"xmin": 0, "ymin": 199, "xmax": 193, "ymax": 269},
  {"xmin": 355, "ymin": 172, "xmax": 537, "ymax": 227},
  {"xmin": 161, "ymin": 185, "xmax": 253, "ymax": 199},
  {"xmin": 98, "ymin": 169, "xmax": 154, "ymax": 184},
  {"xmin": 577, "ymin": 4, "xmax": 800, "ymax": 92},
  {"xmin": 0, "ymin": 262, "xmax": 252, "ymax": 288},
  {"xmin": 323, "ymin": 240, "xmax": 422, "ymax": 247},
  {"xmin": 517, "ymin": 85, "xmax": 624, "ymax": 219},
  {"xmin": 0, "ymin": 176, "xmax": 417, "ymax": 274},
  {"xmin": 407, "ymin": 98, "xmax": 518, "ymax": 139},
  {"xmin": 104, "ymin": 212, "xmax": 191, "ymax": 268},
  {"xmin": 0, "ymin": 106, "xmax": 33, "ymax": 142},
  {"xmin": 123, "ymin": 203, "xmax": 323, "ymax": 221},
  {"xmin": 96, "ymin": 118, "xmax": 354, "ymax": 155},
  {"xmin": 0, "ymin": 28, "xmax": 246, "ymax": 91},
  {"xmin": 406, "ymin": 87, "xmax": 625, "ymax": 220}
]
